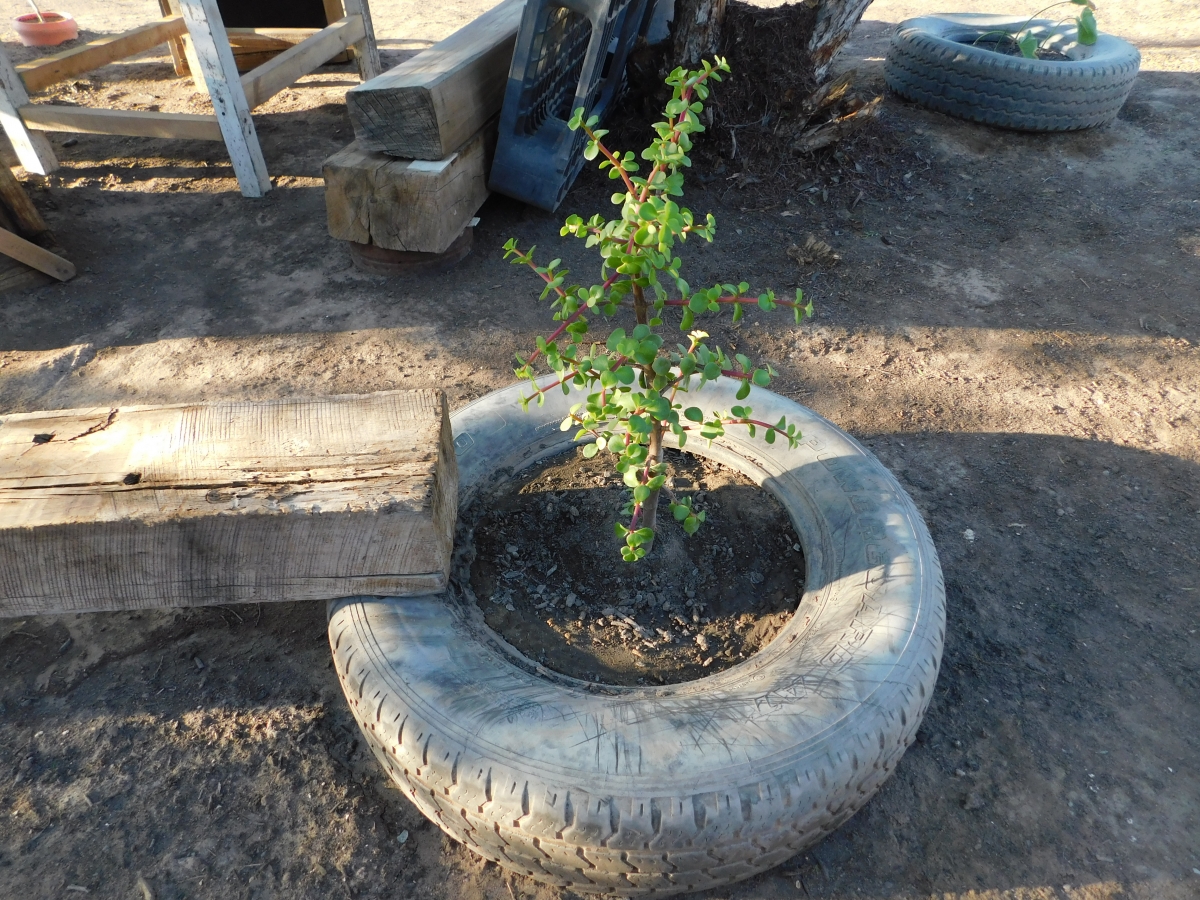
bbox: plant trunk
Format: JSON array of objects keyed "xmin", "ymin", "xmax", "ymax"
[
  {"xmin": 631, "ymin": 282, "xmax": 664, "ymax": 555},
  {"xmin": 671, "ymin": 0, "xmax": 727, "ymax": 65},
  {"xmin": 641, "ymin": 423, "xmax": 665, "ymax": 553}
]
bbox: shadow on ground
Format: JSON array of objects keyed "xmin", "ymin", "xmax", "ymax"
[{"xmin": 1, "ymin": 432, "xmax": 1196, "ymax": 899}]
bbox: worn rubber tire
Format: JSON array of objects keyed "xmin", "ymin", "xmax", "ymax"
[
  {"xmin": 884, "ymin": 14, "xmax": 1140, "ymax": 131},
  {"xmin": 328, "ymin": 378, "xmax": 945, "ymax": 895}
]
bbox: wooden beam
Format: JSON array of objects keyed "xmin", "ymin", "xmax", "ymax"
[
  {"xmin": 0, "ymin": 45, "xmax": 58, "ymax": 175},
  {"xmin": 16, "ymin": 17, "xmax": 189, "ymax": 93},
  {"xmin": 340, "ymin": 0, "xmax": 381, "ymax": 82},
  {"xmin": 346, "ymin": 0, "xmax": 521, "ymax": 160},
  {"xmin": 0, "ymin": 227, "xmax": 74, "ymax": 281},
  {"xmin": 239, "ymin": 15, "xmax": 364, "ymax": 109},
  {"xmin": 158, "ymin": 0, "xmax": 190, "ymax": 76},
  {"xmin": 0, "ymin": 390, "xmax": 459, "ymax": 617},
  {"xmin": 179, "ymin": 0, "xmax": 271, "ymax": 197},
  {"xmin": 225, "ymin": 29, "xmax": 351, "ymax": 72},
  {"xmin": 21, "ymin": 105, "xmax": 223, "ymax": 140},
  {"xmin": 324, "ymin": 129, "xmax": 492, "ymax": 255},
  {"xmin": 0, "ymin": 163, "xmax": 48, "ymax": 238},
  {"xmin": 227, "ymin": 28, "xmax": 317, "ymax": 52}
]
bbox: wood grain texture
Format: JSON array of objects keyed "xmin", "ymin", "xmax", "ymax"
[
  {"xmin": 323, "ymin": 130, "xmax": 491, "ymax": 254},
  {"xmin": 21, "ymin": 105, "xmax": 223, "ymax": 141},
  {"xmin": 0, "ymin": 44, "xmax": 58, "ymax": 175},
  {"xmin": 341, "ymin": 0, "xmax": 382, "ymax": 82},
  {"xmin": 0, "ymin": 227, "xmax": 74, "ymax": 280},
  {"xmin": 240, "ymin": 14, "xmax": 364, "ymax": 109},
  {"xmin": 345, "ymin": 0, "xmax": 520, "ymax": 160},
  {"xmin": 0, "ymin": 162, "xmax": 47, "ymax": 238},
  {"xmin": 0, "ymin": 390, "xmax": 458, "ymax": 616},
  {"xmin": 179, "ymin": 0, "xmax": 271, "ymax": 197},
  {"xmin": 16, "ymin": 17, "xmax": 189, "ymax": 93}
]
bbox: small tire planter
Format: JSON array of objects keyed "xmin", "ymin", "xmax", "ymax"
[
  {"xmin": 884, "ymin": 13, "xmax": 1140, "ymax": 131},
  {"xmin": 328, "ymin": 377, "xmax": 945, "ymax": 895}
]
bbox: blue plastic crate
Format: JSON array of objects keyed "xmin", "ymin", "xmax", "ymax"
[{"xmin": 489, "ymin": 0, "xmax": 652, "ymax": 211}]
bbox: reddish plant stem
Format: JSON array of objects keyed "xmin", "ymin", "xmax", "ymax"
[{"xmin": 629, "ymin": 283, "xmax": 667, "ymax": 551}]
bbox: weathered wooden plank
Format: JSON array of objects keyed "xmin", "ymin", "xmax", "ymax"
[
  {"xmin": 0, "ymin": 162, "xmax": 48, "ymax": 238},
  {"xmin": 340, "ymin": 0, "xmax": 381, "ymax": 82},
  {"xmin": 21, "ymin": 105, "xmax": 223, "ymax": 141},
  {"xmin": 323, "ymin": 130, "xmax": 491, "ymax": 254},
  {"xmin": 240, "ymin": 15, "xmax": 365, "ymax": 109},
  {"xmin": 0, "ymin": 390, "xmax": 458, "ymax": 616},
  {"xmin": 346, "ymin": 0, "xmax": 521, "ymax": 160},
  {"xmin": 0, "ymin": 45, "xmax": 58, "ymax": 175},
  {"xmin": 0, "ymin": 228, "xmax": 74, "ymax": 281},
  {"xmin": 16, "ymin": 17, "xmax": 189, "ymax": 93},
  {"xmin": 158, "ymin": 0, "xmax": 191, "ymax": 75},
  {"xmin": 179, "ymin": 0, "xmax": 272, "ymax": 197}
]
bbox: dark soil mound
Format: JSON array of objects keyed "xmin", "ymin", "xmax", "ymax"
[{"xmin": 462, "ymin": 446, "xmax": 803, "ymax": 686}]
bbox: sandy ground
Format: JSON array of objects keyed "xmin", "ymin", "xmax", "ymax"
[{"xmin": 1, "ymin": 0, "xmax": 1198, "ymax": 899}]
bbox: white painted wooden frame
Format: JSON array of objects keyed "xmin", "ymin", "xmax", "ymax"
[{"xmin": 0, "ymin": 0, "xmax": 379, "ymax": 197}]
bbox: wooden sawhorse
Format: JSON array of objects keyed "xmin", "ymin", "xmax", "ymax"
[{"xmin": 0, "ymin": 0, "xmax": 380, "ymax": 197}]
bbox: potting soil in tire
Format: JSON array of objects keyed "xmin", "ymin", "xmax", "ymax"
[{"xmin": 465, "ymin": 446, "xmax": 802, "ymax": 686}]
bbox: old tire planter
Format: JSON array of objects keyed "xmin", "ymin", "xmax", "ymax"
[
  {"xmin": 884, "ymin": 14, "xmax": 1140, "ymax": 131},
  {"xmin": 328, "ymin": 378, "xmax": 945, "ymax": 895}
]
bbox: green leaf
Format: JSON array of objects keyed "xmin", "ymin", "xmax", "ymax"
[
  {"xmin": 582, "ymin": 442, "xmax": 600, "ymax": 458},
  {"xmin": 1077, "ymin": 8, "xmax": 1097, "ymax": 44},
  {"xmin": 752, "ymin": 368, "xmax": 771, "ymax": 387},
  {"xmin": 736, "ymin": 380, "xmax": 751, "ymax": 401},
  {"xmin": 684, "ymin": 406, "xmax": 704, "ymax": 422},
  {"xmin": 1017, "ymin": 32, "xmax": 1038, "ymax": 58}
]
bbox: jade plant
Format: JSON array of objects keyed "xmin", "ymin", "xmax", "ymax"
[
  {"xmin": 974, "ymin": 0, "xmax": 1098, "ymax": 59},
  {"xmin": 503, "ymin": 59, "xmax": 812, "ymax": 562}
]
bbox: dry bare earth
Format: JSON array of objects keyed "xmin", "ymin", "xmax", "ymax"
[{"xmin": 1, "ymin": 1, "xmax": 1198, "ymax": 899}]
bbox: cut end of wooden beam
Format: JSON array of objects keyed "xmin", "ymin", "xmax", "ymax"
[
  {"xmin": 345, "ymin": 0, "xmax": 522, "ymax": 160},
  {"xmin": 323, "ymin": 130, "xmax": 491, "ymax": 254},
  {"xmin": 0, "ymin": 390, "xmax": 458, "ymax": 616}
]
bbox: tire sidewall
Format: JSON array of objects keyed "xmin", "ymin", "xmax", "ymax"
[{"xmin": 329, "ymin": 379, "xmax": 946, "ymax": 893}]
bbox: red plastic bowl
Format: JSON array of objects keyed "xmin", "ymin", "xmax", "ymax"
[{"xmin": 13, "ymin": 12, "xmax": 77, "ymax": 47}]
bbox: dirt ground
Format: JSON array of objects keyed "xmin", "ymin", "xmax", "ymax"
[{"xmin": 1, "ymin": 0, "xmax": 1199, "ymax": 899}]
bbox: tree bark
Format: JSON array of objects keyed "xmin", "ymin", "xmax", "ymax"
[
  {"xmin": 808, "ymin": 0, "xmax": 876, "ymax": 81},
  {"xmin": 671, "ymin": 0, "xmax": 727, "ymax": 65}
]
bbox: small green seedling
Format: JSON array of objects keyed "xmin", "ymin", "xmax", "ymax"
[
  {"xmin": 975, "ymin": 0, "xmax": 1098, "ymax": 59},
  {"xmin": 504, "ymin": 60, "xmax": 812, "ymax": 562}
]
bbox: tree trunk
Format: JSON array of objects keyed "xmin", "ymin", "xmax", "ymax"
[
  {"xmin": 808, "ymin": 0, "xmax": 876, "ymax": 81},
  {"xmin": 671, "ymin": 0, "xmax": 727, "ymax": 65},
  {"xmin": 668, "ymin": 0, "xmax": 876, "ymax": 82}
]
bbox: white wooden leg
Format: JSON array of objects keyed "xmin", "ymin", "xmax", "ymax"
[
  {"xmin": 178, "ymin": 0, "xmax": 271, "ymax": 197},
  {"xmin": 341, "ymin": 0, "xmax": 381, "ymax": 81},
  {"xmin": 0, "ymin": 45, "xmax": 58, "ymax": 175}
]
